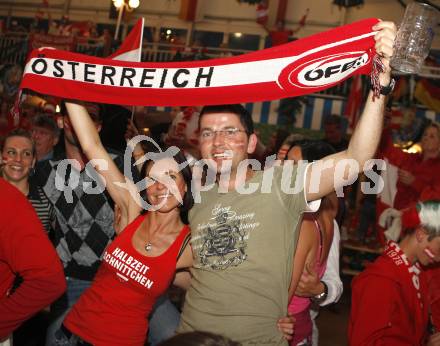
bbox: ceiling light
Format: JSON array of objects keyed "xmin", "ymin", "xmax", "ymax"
[
  {"xmin": 113, "ymin": 0, "xmax": 124, "ymax": 9},
  {"xmin": 128, "ymin": 0, "xmax": 140, "ymax": 8}
]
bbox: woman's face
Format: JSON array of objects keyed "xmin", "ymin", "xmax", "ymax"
[
  {"xmin": 145, "ymin": 157, "xmax": 187, "ymax": 212},
  {"xmin": 421, "ymin": 126, "xmax": 440, "ymax": 154},
  {"xmin": 1, "ymin": 136, "xmax": 35, "ymax": 184}
]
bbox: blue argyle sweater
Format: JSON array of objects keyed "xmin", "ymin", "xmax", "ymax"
[{"xmin": 31, "ymin": 149, "xmax": 136, "ymax": 281}]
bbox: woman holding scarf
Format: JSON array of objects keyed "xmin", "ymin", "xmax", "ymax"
[
  {"xmin": 49, "ymin": 101, "xmax": 195, "ymax": 346},
  {"xmin": 349, "ymin": 200, "xmax": 440, "ymax": 345}
]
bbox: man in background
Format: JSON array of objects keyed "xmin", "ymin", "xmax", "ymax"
[
  {"xmin": 323, "ymin": 115, "xmax": 349, "ymax": 152},
  {"xmin": 30, "ymin": 114, "xmax": 60, "ymax": 162},
  {"xmin": 31, "ymin": 103, "xmax": 135, "ymax": 345}
]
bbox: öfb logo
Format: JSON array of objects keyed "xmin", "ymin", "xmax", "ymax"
[{"xmin": 278, "ymin": 52, "xmax": 370, "ymax": 90}]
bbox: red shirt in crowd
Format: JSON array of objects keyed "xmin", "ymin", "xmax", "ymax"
[
  {"xmin": 0, "ymin": 178, "xmax": 66, "ymax": 340},
  {"xmin": 380, "ymin": 129, "xmax": 440, "ymax": 210},
  {"xmin": 64, "ymin": 214, "xmax": 190, "ymax": 346},
  {"xmin": 349, "ymin": 241, "xmax": 429, "ymax": 345}
]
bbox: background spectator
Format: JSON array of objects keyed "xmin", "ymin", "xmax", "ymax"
[
  {"xmin": 30, "ymin": 114, "xmax": 60, "ymax": 162},
  {"xmin": 0, "ymin": 178, "xmax": 66, "ymax": 342}
]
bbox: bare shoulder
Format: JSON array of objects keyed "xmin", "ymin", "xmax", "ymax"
[{"xmin": 299, "ymin": 217, "xmax": 319, "ymax": 245}]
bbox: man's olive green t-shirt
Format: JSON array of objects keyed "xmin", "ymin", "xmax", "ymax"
[{"xmin": 178, "ymin": 165, "xmax": 317, "ymax": 345}]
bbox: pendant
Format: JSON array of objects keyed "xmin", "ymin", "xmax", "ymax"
[{"xmin": 145, "ymin": 242, "xmax": 153, "ymax": 252}]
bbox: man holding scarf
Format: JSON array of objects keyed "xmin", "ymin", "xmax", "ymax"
[{"xmin": 177, "ymin": 21, "xmax": 396, "ymax": 345}]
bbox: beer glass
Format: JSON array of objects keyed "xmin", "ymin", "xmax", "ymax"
[{"xmin": 390, "ymin": 2, "xmax": 439, "ymax": 74}]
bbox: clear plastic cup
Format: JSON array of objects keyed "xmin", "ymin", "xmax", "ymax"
[{"xmin": 390, "ymin": 2, "xmax": 439, "ymax": 74}]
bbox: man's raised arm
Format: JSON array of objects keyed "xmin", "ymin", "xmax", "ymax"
[{"xmin": 306, "ymin": 21, "xmax": 397, "ymax": 202}]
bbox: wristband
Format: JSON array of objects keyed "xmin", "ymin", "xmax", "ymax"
[
  {"xmin": 370, "ymin": 78, "xmax": 395, "ymax": 96},
  {"xmin": 311, "ymin": 281, "xmax": 328, "ymax": 304}
]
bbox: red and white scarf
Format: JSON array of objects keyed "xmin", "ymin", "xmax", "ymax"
[
  {"xmin": 385, "ymin": 240, "xmax": 424, "ymax": 308},
  {"xmin": 20, "ymin": 18, "xmax": 379, "ymax": 107}
]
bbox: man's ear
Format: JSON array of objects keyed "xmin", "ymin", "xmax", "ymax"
[
  {"xmin": 247, "ymin": 133, "xmax": 258, "ymax": 154},
  {"xmin": 96, "ymin": 123, "xmax": 102, "ymax": 133},
  {"xmin": 415, "ymin": 227, "xmax": 428, "ymax": 243}
]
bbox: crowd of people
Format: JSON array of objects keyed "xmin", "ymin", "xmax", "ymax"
[{"xmin": 0, "ymin": 17, "xmax": 440, "ymax": 346}]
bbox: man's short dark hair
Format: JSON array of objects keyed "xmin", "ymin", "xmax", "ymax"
[
  {"xmin": 199, "ymin": 104, "xmax": 254, "ymax": 136},
  {"xmin": 290, "ymin": 139, "xmax": 337, "ymax": 161},
  {"xmin": 323, "ymin": 114, "xmax": 343, "ymax": 127},
  {"xmin": 31, "ymin": 114, "xmax": 60, "ymax": 137}
]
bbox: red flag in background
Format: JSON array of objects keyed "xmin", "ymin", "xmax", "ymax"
[
  {"xmin": 297, "ymin": 8, "xmax": 310, "ymax": 28},
  {"xmin": 109, "ymin": 18, "xmax": 145, "ymax": 119},
  {"xmin": 256, "ymin": 1, "xmax": 269, "ymax": 25},
  {"xmin": 109, "ymin": 18, "xmax": 144, "ymax": 62},
  {"xmin": 344, "ymin": 75, "xmax": 363, "ymax": 131},
  {"xmin": 415, "ymin": 79, "xmax": 440, "ymax": 113},
  {"xmin": 179, "ymin": 0, "xmax": 198, "ymax": 21}
]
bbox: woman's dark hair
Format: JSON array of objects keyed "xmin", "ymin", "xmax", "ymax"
[
  {"xmin": 289, "ymin": 139, "xmax": 336, "ymax": 161},
  {"xmin": 158, "ymin": 331, "xmax": 241, "ymax": 346},
  {"xmin": 140, "ymin": 146, "xmax": 194, "ymax": 224}
]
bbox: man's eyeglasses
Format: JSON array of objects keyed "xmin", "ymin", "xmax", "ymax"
[{"xmin": 200, "ymin": 128, "xmax": 246, "ymax": 140}]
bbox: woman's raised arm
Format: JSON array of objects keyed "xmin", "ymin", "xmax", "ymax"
[{"xmin": 65, "ymin": 101, "xmax": 138, "ymax": 216}]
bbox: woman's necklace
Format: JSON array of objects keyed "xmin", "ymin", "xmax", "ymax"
[
  {"xmin": 144, "ymin": 222, "xmax": 154, "ymax": 252},
  {"xmin": 145, "ymin": 241, "xmax": 153, "ymax": 252},
  {"xmin": 144, "ymin": 223, "xmax": 163, "ymax": 252},
  {"xmin": 143, "ymin": 217, "xmax": 179, "ymax": 252}
]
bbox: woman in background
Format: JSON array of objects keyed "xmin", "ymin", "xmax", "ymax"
[
  {"xmin": 286, "ymin": 140, "xmax": 338, "ymax": 345},
  {"xmin": 1, "ymin": 128, "xmax": 56, "ymax": 234}
]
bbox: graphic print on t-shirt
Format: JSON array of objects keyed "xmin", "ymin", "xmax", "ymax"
[
  {"xmin": 103, "ymin": 247, "xmax": 154, "ymax": 288},
  {"xmin": 193, "ymin": 203, "xmax": 260, "ymax": 270}
]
